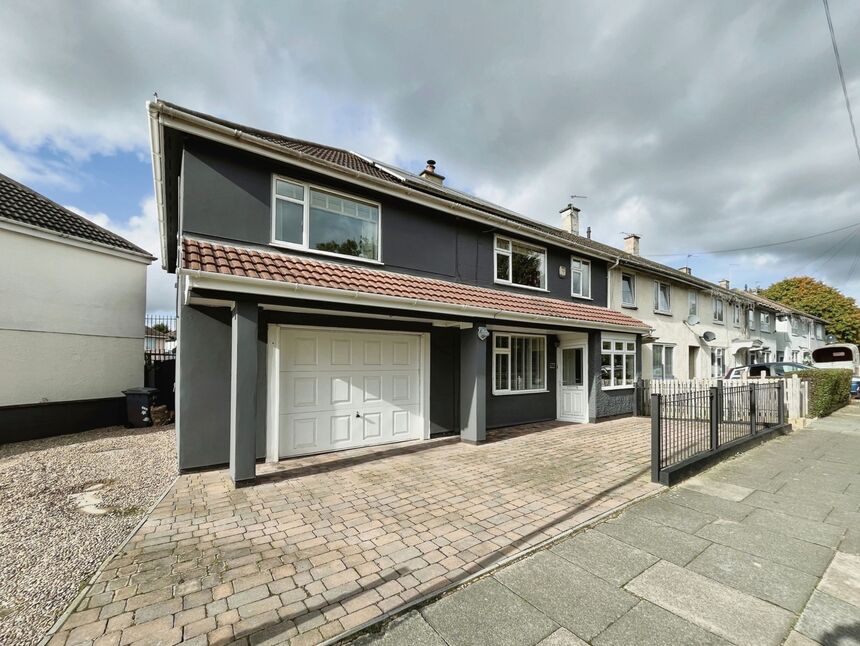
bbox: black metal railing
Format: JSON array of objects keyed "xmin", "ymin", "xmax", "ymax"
[
  {"xmin": 651, "ymin": 380, "xmax": 785, "ymax": 484},
  {"xmin": 145, "ymin": 315, "xmax": 176, "ymax": 363}
]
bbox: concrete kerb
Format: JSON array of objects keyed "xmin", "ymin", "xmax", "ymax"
[
  {"xmin": 329, "ymin": 485, "xmax": 664, "ymax": 646},
  {"xmin": 37, "ymin": 475, "xmax": 180, "ymax": 646}
]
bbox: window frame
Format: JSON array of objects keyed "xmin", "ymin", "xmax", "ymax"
[
  {"xmin": 601, "ymin": 334, "xmax": 637, "ymax": 390},
  {"xmin": 492, "ymin": 332, "xmax": 548, "ymax": 395},
  {"xmin": 270, "ymin": 175, "xmax": 383, "ymax": 264},
  {"xmin": 652, "ymin": 343, "xmax": 675, "ymax": 380},
  {"xmin": 761, "ymin": 312, "xmax": 771, "ymax": 333},
  {"xmin": 712, "ymin": 296, "xmax": 724, "ymax": 324},
  {"xmin": 621, "ymin": 272, "xmax": 636, "ymax": 307},
  {"xmin": 688, "ymin": 291, "xmax": 698, "ymax": 318},
  {"xmin": 732, "ymin": 304, "xmax": 741, "ymax": 327},
  {"xmin": 494, "ymin": 235, "xmax": 548, "ymax": 292},
  {"xmin": 653, "ymin": 281, "xmax": 672, "ymax": 315},
  {"xmin": 748, "ymin": 308, "xmax": 756, "ymax": 331},
  {"xmin": 570, "ymin": 256, "xmax": 592, "ymax": 299},
  {"xmin": 710, "ymin": 347, "xmax": 725, "ymax": 378}
]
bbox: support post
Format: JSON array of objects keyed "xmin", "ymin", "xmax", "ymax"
[
  {"xmin": 709, "ymin": 386, "xmax": 719, "ymax": 451},
  {"xmin": 459, "ymin": 326, "xmax": 487, "ymax": 444},
  {"xmin": 650, "ymin": 393, "xmax": 662, "ymax": 483},
  {"xmin": 230, "ymin": 301, "xmax": 258, "ymax": 485}
]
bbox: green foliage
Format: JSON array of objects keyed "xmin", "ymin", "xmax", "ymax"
[
  {"xmin": 795, "ymin": 369, "xmax": 852, "ymax": 417},
  {"xmin": 151, "ymin": 323, "xmax": 170, "ymax": 334},
  {"xmin": 762, "ymin": 277, "xmax": 860, "ymax": 344}
]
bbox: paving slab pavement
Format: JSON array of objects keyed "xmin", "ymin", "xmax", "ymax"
[{"xmin": 354, "ymin": 402, "xmax": 860, "ymax": 646}]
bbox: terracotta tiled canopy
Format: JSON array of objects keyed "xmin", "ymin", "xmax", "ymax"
[{"xmin": 183, "ymin": 238, "xmax": 649, "ymax": 329}]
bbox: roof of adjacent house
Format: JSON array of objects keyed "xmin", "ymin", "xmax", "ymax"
[
  {"xmin": 735, "ymin": 289, "xmax": 826, "ymax": 323},
  {"xmin": 0, "ymin": 172, "xmax": 153, "ymax": 257},
  {"xmin": 183, "ymin": 237, "xmax": 649, "ymax": 330}
]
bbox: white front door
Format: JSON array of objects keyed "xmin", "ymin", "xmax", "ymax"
[
  {"xmin": 558, "ymin": 343, "xmax": 588, "ymax": 423},
  {"xmin": 276, "ymin": 327, "xmax": 425, "ymax": 458}
]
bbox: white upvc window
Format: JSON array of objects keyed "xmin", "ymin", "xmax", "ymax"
[
  {"xmin": 570, "ymin": 256, "xmax": 592, "ymax": 298},
  {"xmin": 733, "ymin": 304, "xmax": 741, "ymax": 327},
  {"xmin": 494, "ymin": 236, "xmax": 547, "ymax": 290},
  {"xmin": 791, "ymin": 317, "xmax": 801, "ymax": 336},
  {"xmin": 710, "ymin": 348, "xmax": 725, "ymax": 378},
  {"xmin": 713, "ymin": 296, "xmax": 724, "ymax": 323},
  {"xmin": 688, "ymin": 291, "xmax": 698, "ymax": 317},
  {"xmin": 761, "ymin": 312, "xmax": 771, "ymax": 332},
  {"xmin": 652, "ymin": 344, "xmax": 675, "ymax": 380},
  {"xmin": 492, "ymin": 333, "xmax": 547, "ymax": 394},
  {"xmin": 748, "ymin": 308, "xmax": 756, "ymax": 331},
  {"xmin": 791, "ymin": 350, "xmax": 799, "ymax": 362},
  {"xmin": 654, "ymin": 281, "xmax": 671, "ymax": 314},
  {"xmin": 601, "ymin": 335, "xmax": 637, "ymax": 389},
  {"xmin": 815, "ymin": 323, "xmax": 824, "ymax": 340},
  {"xmin": 272, "ymin": 176, "xmax": 382, "ymax": 262},
  {"xmin": 621, "ymin": 273, "xmax": 636, "ymax": 306}
]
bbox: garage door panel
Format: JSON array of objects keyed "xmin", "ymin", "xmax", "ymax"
[{"xmin": 278, "ymin": 328, "xmax": 424, "ymax": 458}]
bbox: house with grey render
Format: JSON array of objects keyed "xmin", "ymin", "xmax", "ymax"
[
  {"xmin": 0, "ymin": 173, "xmax": 154, "ymax": 441},
  {"xmin": 147, "ymin": 101, "xmax": 652, "ymax": 485}
]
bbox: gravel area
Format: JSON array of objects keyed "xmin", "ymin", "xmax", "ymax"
[{"xmin": 0, "ymin": 425, "xmax": 176, "ymax": 646}]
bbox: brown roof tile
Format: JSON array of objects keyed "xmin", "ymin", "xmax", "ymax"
[{"xmin": 183, "ymin": 238, "xmax": 648, "ymax": 330}]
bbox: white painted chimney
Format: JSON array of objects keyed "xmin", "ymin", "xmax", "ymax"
[
  {"xmin": 419, "ymin": 159, "xmax": 445, "ymax": 185},
  {"xmin": 624, "ymin": 233, "xmax": 641, "ymax": 256},
  {"xmin": 559, "ymin": 204, "xmax": 581, "ymax": 236},
  {"xmin": 679, "ymin": 266, "xmax": 692, "ymax": 275},
  {"xmin": 719, "ymin": 279, "xmax": 730, "ymax": 289}
]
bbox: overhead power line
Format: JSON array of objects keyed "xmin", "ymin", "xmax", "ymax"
[
  {"xmin": 648, "ymin": 220, "xmax": 860, "ymax": 258},
  {"xmin": 823, "ymin": 0, "xmax": 860, "ymax": 169}
]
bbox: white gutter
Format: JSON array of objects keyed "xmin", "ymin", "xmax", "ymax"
[
  {"xmin": 179, "ymin": 268, "xmax": 651, "ymax": 334},
  {"xmin": 147, "ymin": 101, "xmax": 168, "ymax": 270}
]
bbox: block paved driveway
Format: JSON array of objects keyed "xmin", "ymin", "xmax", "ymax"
[{"xmin": 49, "ymin": 417, "xmax": 656, "ymax": 646}]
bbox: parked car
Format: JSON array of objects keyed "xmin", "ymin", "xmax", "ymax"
[{"xmin": 725, "ymin": 362, "xmax": 813, "ymax": 379}]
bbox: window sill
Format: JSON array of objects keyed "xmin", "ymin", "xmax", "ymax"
[
  {"xmin": 712, "ymin": 321, "xmax": 725, "ymax": 326},
  {"xmin": 492, "ymin": 389, "xmax": 549, "ymax": 396},
  {"xmin": 621, "ymin": 304, "xmax": 637, "ymax": 310},
  {"xmin": 602, "ymin": 385, "xmax": 635, "ymax": 391},
  {"xmin": 270, "ymin": 240, "xmax": 384, "ymax": 266},
  {"xmin": 653, "ymin": 310, "xmax": 672, "ymax": 317},
  {"xmin": 571, "ymin": 294, "xmax": 593, "ymax": 300},
  {"xmin": 493, "ymin": 280, "xmax": 549, "ymax": 293}
]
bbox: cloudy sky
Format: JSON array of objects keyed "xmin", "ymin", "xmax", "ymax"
[{"xmin": 1, "ymin": 0, "xmax": 858, "ymax": 313}]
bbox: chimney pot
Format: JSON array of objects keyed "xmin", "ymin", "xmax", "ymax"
[
  {"xmin": 586, "ymin": 226, "xmax": 592, "ymax": 239},
  {"xmin": 624, "ymin": 233, "xmax": 641, "ymax": 256},
  {"xmin": 419, "ymin": 159, "xmax": 445, "ymax": 184},
  {"xmin": 719, "ymin": 279, "xmax": 730, "ymax": 289},
  {"xmin": 559, "ymin": 203, "xmax": 581, "ymax": 236}
]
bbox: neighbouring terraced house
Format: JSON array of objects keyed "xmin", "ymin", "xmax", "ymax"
[{"xmin": 147, "ymin": 101, "xmax": 827, "ymax": 484}]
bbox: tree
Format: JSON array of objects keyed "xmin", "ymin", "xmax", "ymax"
[
  {"xmin": 762, "ymin": 276, "xmax": 860, "ymax": 344},
  {"xmin": 151, "ymin": 323, "xmax": 170, "ymax": 334}
]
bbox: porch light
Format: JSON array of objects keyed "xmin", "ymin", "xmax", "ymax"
[{"xmin": 477, "ymin": 326, "xmax": 490, "ymax": 341}]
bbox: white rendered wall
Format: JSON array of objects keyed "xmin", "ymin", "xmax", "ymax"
[{"xmin": 0, "ymin": 229, "xmax": 148, "ymax": 406}]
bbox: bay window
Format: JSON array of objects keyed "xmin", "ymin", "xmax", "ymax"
[
  {"xmin": 272, "ymin": 177, "xmax": 381, "ymax": 261},
  {"xmin": 652, "ymin": 344, "xmax": 674, "ymax": 380},
  {"xmin": 493, "ymin": 333, "xmax": 547, "ymax": 394},
  {"xmin": 495, "ymin": 236, "xmax": 546, "ymax": 290},
  {"xmin": 570, "ymin": 256, "xmax": 592, "ymax": 298},
  {"xmin": 601, "ymin": 335, "xmax": 636, "ymax": 388}
]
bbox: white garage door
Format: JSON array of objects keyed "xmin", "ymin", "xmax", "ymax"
[{"xmin": 277, "ymin": 327, "xmax": 424, "ymax": 458}]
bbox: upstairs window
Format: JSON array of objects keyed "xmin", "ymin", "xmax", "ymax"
[
  {"xmin": 733, "ymin": 304, "xmax": 741, "ymax": 327},
  {"xmin": 815, "ymin": 323, "xmax": 824, "ymax": 340},
  {"xmin": 495, "ymin": 236, "xmax": 546, "ymax": 290},
  {"xmin": 570, "ymin": 257, "xmax": 592, "ymax": 298},
  {"xmin": 713, "ymin": 297, "xmax": 724, "ymax": 323},
  {"xmin": 688, "ymin": 291, "xmax": 698, "ymax": 317},
  {"xmin": 761, "ymin": 312, "xmax": 771, "ymax": 332},
  {"xmin": 748, "ymin": 308, "xmax": 756, "ymax": 331},
  {"xmin": 791, "ymin": 317, "xmax": 801, "ymax": 336},
  {"xmin": 654, "ymin": 281, "xmax": 671, "ymax": 314},
  {"xmin": 272, "ymin": 177, "xmax": 381, "ymax": 261},
  {"xmin": 621, "ymin": 273, "xmax": 636, "ymax": 306}
]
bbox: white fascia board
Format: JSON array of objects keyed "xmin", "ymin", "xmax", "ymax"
[
  {"xmin": 180, "ymin": 268, "xmax": 651, "ymax": 334},
  {"xmin": 147, "ymin": 101, "xmax": 169, "ymax": 270},
  {"xmin": 0, "ymin": 217, "xmax": 153, "ymax": 264}
]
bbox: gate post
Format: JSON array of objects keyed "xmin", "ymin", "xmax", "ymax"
[
  {"xmin": 777, "ymin": 380, "xmax": 786, "ymax": 426},
  {"xmin": 749, "ymin": 383, "xmax": 757, "ymax": 435},
  {"xmin": 709, "ymin": 386, "xmax": 719, "ymax": 451},
  {"xmin": 651, "ymin": 393, "xmax": 662, "ymax": 483}
]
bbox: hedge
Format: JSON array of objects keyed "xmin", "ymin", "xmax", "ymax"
[{"xmin": 794, "ymin": 369, "xmax": 853, "ymax": 418}]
